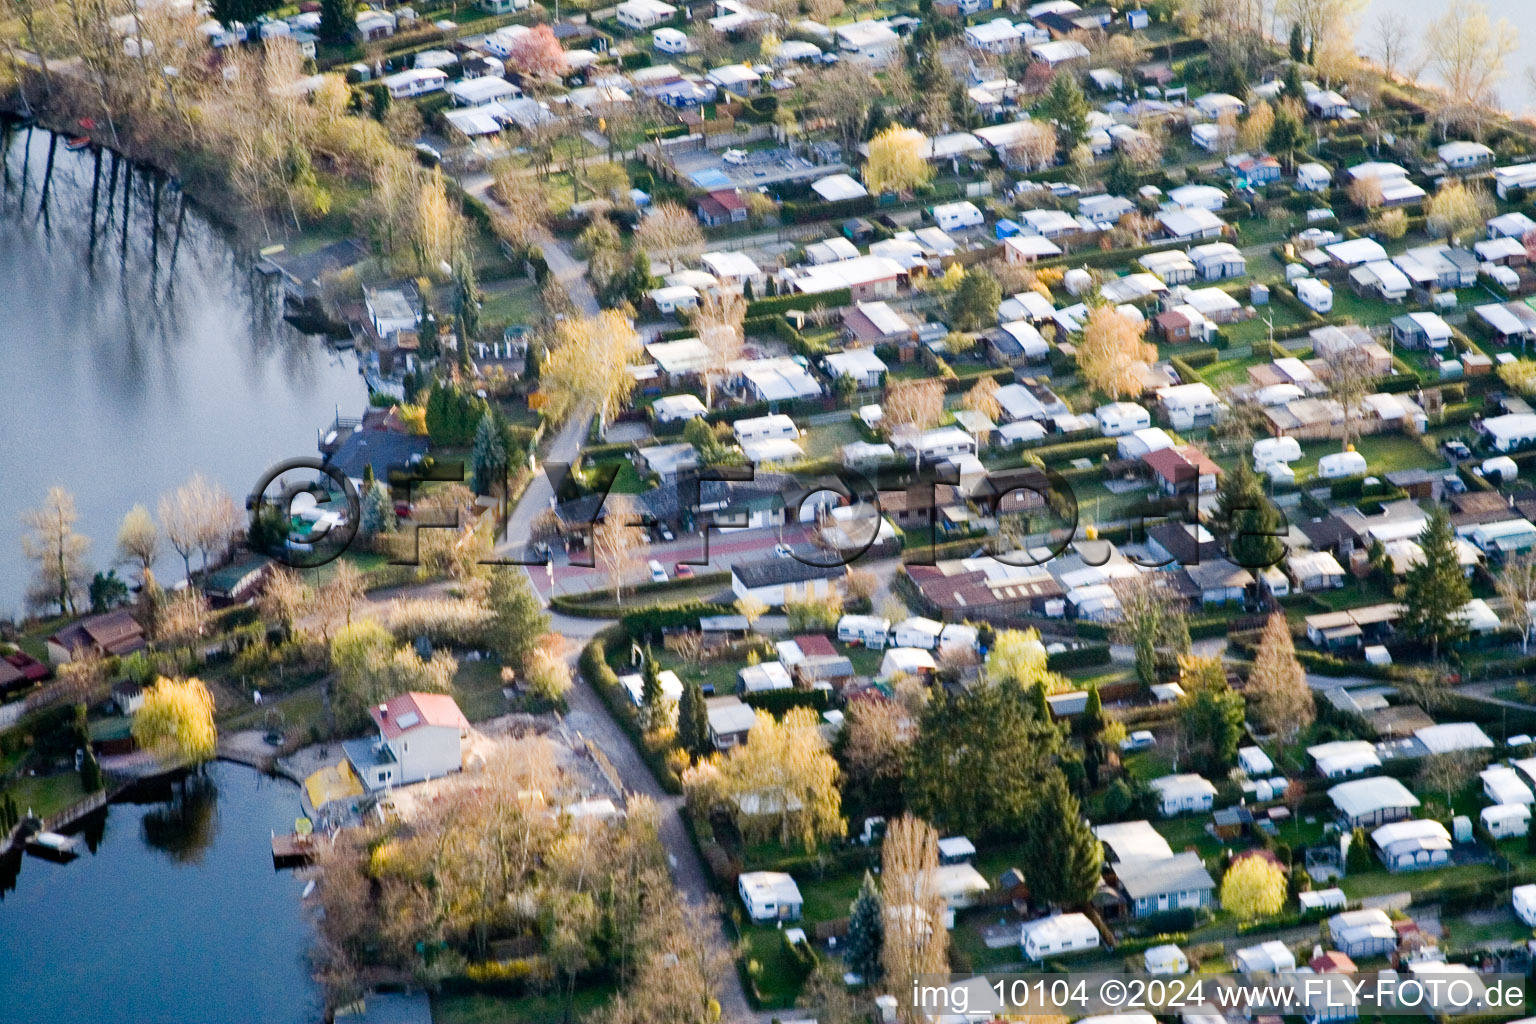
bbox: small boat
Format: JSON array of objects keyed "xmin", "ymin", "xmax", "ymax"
[
  {"xmin": 65, "ymin": 136, "xmax": 92, "ymax": 151},
  {"xmin": 27, "ymin": 831, "xmax": 83, "ymax": 860}
]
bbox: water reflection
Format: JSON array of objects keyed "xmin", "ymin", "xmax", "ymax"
[
  {"xmin": 0, "ymin": 123, "xmax": 365, "ymax": 615},
  {"xmin": 140, "ymin": 771, "xmax": 221, "ymax": 865}
]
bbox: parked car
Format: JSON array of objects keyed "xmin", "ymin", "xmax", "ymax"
[
  {"xmin": 648, "ymin": 560, "xmax": 667, "ymax": 583},
  {"xmin": 658, "ymin": 523, "xmax": 675, "ymax": 542},
  {"xmin": 773, "ymin": 543, "xmax": 793, "ymax": 558},
  {"xmin": 674, "ymin": 563, "xmax": 694, "ymax": 579},
  {"xmin": 1120, "ymin": 730, "xmax": 1157, "ymax": 752},
  {"xmin": 1442, "ymin": 438, "xmax": 1473, "ymax": 461},
  {"xmin": 1442, "ymin": 473, "xmax": 1467, "ymax": 495},
  {"xmin": 722, "ymin": 149, "xmax": 748, "ymax": 165}
]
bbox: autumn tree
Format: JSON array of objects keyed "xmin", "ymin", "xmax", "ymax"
[
  {"xmin": 880, "ymin": 815, "xmax": 947, "ymax": 1018},
  {"xmin": 962, "ymin": 376, "xmax": 1002, "ymax": 427},
  {"xmin": 1177, "ymin": 655, "xmax": 1245, "ymax": 775},
  {"xmin": 158, "ymin": 473, "xmax": 236, "ymax": 582},
  {"xmin": 116, "ymin": 504, "xmax": 160, "ymax": 580},
  {"xmin": 699, "ymin": 707, "xmax": 844, "ymax": 852},
  {"xmin": 1112, "ymin": 572, "xmax": 1191, "ymax": 685},
  {"xmin": 1023, "ymin": 770, "xmax": 1103, "ymax": 908},
  {"xmin": 1247, "ymin": 614, "xmax": 1315, "ymax": 741},
  {"xmin": 157, "ymin": 588, "xmax": 211, "ymax": 655},
  {"xmin": 540, "ymin": 310, "xmax": 642, "ymax": 432},
  {"xmin": 258, "ymin": 567, "xmax": 311, "ymax": 640},
  {"xmin": 1239, "ymin": 100, "xmax": 1276, "ymax": 153},
  {"xmin": 808, "ymin": 61, "xmax": 885, "ymax": 154},
  {"xmin": 694, "ymin": 290, "xmax": 746, "ymax": 409},
  {"xmin": 1401, "ymin": 508, "xmax": 1471, "ymax": 660},
  {"xmin": 21, "ymin": 486, "xmax": 91, "ymax": 616},
  {"xmin": 634, "ymin": 202, "xmax": 706, "ymax": 271},
  {"xmin": 523, "ymin": 635, "xmax": 573, "ymax": 703},
  {"xmin": 330, "ymin": 619, "xmax": 458, "ymax": 731},
  {"xmin": 835, "ymin": 697, "xmax": 912, "ymax": 820},
  {"xmin": 1221, "ymin": 855, "xmax": 1287, "ymax": 921},
  {"xmin": 593, "ymin": 495, "xmax": 647, "ymax": 604},
  {"xmin": 133, "ymin": 677, "xmax": 218, "ymax": 765},
  {"xmin": 1427, "ymin": 180, "xmax": 1495, "ymax": 246},
  {"xmin": 864, "ymin": 127, "xmax": 933, "ymax": 195},
  {"xmin": 883, "ymin": 379, "xmax": 945, "ymax": 450},
  {"xmin": 1347, "ymin": 174, "xmax": 1384, "ymax": 212},
  {"xmin": 508, "ymin": 23, "xmax": 569, "ymax": 79},
  {"xmin": 1371, "ymin": 9, "xmax": 1415, "ymax": 81},
  {"xmin": 1423, "ymin": 0, "xmax": 1516, "ymax": 132},
  {"xmin": 985, "ymin": 628, "xmax": 1063, "ymax": 692},
  {"xmin": 1076, "ymin": 304, "xmax": 1156, "ymax": 399}
]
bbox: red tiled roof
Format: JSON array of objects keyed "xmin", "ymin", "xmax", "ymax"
[
  {"xmin": 370, "ymin": 692, "xmax": 469, "ymax": 739},
  {"xmin": 793, "ymin": 634, "xmax": 838, "ymax": 659},
  {"xmin": 1310, "ymin": 951, "xmax": 1356, "ymax": 973},
  {"xmin": 707, "ymin": 188, "xmax": 745, "ymax": 212}
]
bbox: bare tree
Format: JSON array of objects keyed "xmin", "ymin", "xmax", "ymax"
[
  {"xmin": 1422, "ymin": 0, "xmax": 1517, "ymax": 134},
  {"xmin": 593, "ymin": 495, "xmax": 647, "ymax": 604},
  {"xmin": 695, "ymin": 290, "xmax": 746, "ymax": 409},
  {"xmin": 116, "ymin": 504, "xmax": 160, "ymax": 580},
  {"xmin": 881, "ymin": 815, "xmax": 947, "ymax": 1021},
  {"xmin": 1497, "ymin": 554, "xmax": 1536, "ymax": 653},
  {"xmin": 259, "ymin": 567, "xmax": 312, "ymax": 639},
  {"xmin": 633, "ymin": 202, "xmax": 706, "ymax": 272},
  {"xmin": 1321, "ymin": 344, "xmax": 1379, "ymax": 447},
  {"xmin": 883, "ymin": 379, "xmax": 945, "ymax": 455},
  {"xmin": 1371, "ymin": 9, "xmax": 1416, "ymax": 82},
  {"xmin": 21, "ymin": 486, "xmax": 91, "ymax": 616}
]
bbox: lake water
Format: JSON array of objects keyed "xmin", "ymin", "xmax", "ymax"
[
  {"xmin": 0, "ymin": 761, "xmax": 321, "ymax": 1023},
  {"xmin": 1356, "ymin": 0, "xmax": 1536, "ymax": 115},
  {"xmin": 0, "ymin": 124, "xmax": 364, "ymax": 617}
]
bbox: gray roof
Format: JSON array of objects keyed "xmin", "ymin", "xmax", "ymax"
[
  {"xmin": 328, "ymin": 429, "xmax": 430, "ymax": 483},
  {"xmin": 1115, "ymin": 851, "xmax": 1215, "ymax": 900},
  {"xmin": 733, "ymin": 557, "xmax": 844, "ymax": 590}
]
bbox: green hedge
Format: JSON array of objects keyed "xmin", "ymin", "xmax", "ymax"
[
  {"xmin": 1047, "ymin": 644, "xmax": 1111, "ymax": 671},
  {"xmin": 779, "ymin": 195, "xmax": 877, "ymax": 224},
  {"xmin": 1032, "ymin": 436, "xmax": 1121, "ymax": 466},
  {"xmin": 743, "ymin": 688, "xmax": 830, "ymax": 716},
  {"xmin": 746, "ymin": 289, "xmax": 852, "ymax": 317}
]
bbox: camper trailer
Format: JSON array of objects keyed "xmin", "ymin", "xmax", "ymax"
[
  {"xmin": 837, "ymin": 615, "xmax": 890, "ymax": 647},
  {"xmin": 1318, "ymin": 451, "xmax": 1368, "ymax": 479},
  {"xmin": 1253, "ymin": 436, "xmax": 1302, "ymax": 471}
]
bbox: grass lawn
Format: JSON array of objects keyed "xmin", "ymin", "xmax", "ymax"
[
  {"xmin": 1301, "ymin": 576, "xmax": 1401, "ymax": 613},
  {"xmin": 950, "ymin": 908, "xmax": 1027, "ymax": 970},
  {"xmin": 802, "ymin": 418, "xmax": 863, "ymax": 460},
  {"xmin": 798, "ymin": 871, "xmax": 865, "ymax": 922},
  {"xmin": 1325, "ymin": 288, "xmax": 1405, "ymax": 330},
  {"xmin": 221, "ymin": 684, "xmax": 326, "ymax": 736},
  {"xmin": 454, "ymin": 658, "xmax": 510, "ymax": 723},
  {"xmin": 1201, "ymin": 350, "xmax": 1276, "ymax": 389},
  {"xmin": 742, "ymin": 927, "xmax": 807, "ymax": 1009},
  {"xmin": 1281, "ymin": 434, "xmax": 1444, "ymax": 485},
  {"xmin": 1439, "ymin": 908, "xmax": 1530, "ymax": 948},
  {"xmin": 432, "ymin": 983, "xmax": 617, "ymax": 1024},
  {"xmin": 650, "ymin": 649, "xmax": 742, "ymax": 696},
  {"xmin": 586, "ymin": 457, "xmax": 647, "ymax": 494},
  {"xmin": 1122, "ymin": 747, "xmax": 1176, "ymax": 782},
  {"xmin": 479, "ymin": 278, "xmax": 540, "ymax": 330},
  {"xmin": 1339, "ymin": 860, "xmax": 1506, "ymax": 900},
  {"xmin": 5, "ymin": 771, "xmax": 86, "ymax": 821},
  {"xmin": 1153, "ymin": 814, "xmax": 1223, "ymax": 858}
]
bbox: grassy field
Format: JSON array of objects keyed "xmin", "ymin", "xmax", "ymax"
[
  {"xmin": 802, "ymin": 418, "xmax": 863, "ymax": 460},
  {"xmin": 479, "ymin": 278, "xmax": 540, "ymax": 331},
  {"xmin": 1339, "ymin": 860, "xmax": 1506, "ymax": 899},
  {"xmin": 432, "ymin": 983, "xmax": 617, "ymax": 1024},
  {"xmin": 741, "ymin": 927, "xmax": 807, "ymax": 1008},
  {"xmin": 6, "ymin": 771, "xmax": 86, "ymax": 821},
  {"xmin": 453, "ymin": 659, "xmax": 511, "ymax": 722}
]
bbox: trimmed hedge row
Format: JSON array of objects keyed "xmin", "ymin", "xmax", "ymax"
[
  {"xmin": 1046, "ymin": 643, "xmax": 1111, "ymax": 671},
  {"xmin": 746, "ymin": 289, "xmax": 852, "ymax": 317}
]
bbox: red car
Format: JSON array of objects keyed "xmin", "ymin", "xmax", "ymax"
[{"xmin": 673, "ymin": 563, "xmax": 694, "ymax": 579}]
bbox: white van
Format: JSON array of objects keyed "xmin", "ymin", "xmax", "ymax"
[
  {"xmin": 1318, "ymin": 450, "xmax": 1368, "ymax": 479},
  {"xmin": 648, "ymin": 560, "xmax": 668, "ymax": 583},
  {"xmin": 1252, "ymin": 436, "xmax": 1302, "ymax": 471}
]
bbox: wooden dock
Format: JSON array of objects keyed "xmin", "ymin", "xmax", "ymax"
[{"xmin": 271, "ymin": 832, "xmax": 316, "ymax": 868}]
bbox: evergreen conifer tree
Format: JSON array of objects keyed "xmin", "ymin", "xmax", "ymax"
[
  {"xmin": 844, "ymin": 871, "xmax": 884, "ymax": 981},
  {"xmin": 677, "ymin": 677, "xmax": 710, "ymax": 761},
  {"xmin": 1401, "ymin": 508, "xmax": 1471, "ymax": 660},
  {"xmin": 1025, "ymin": 771, "xmax": 1103, "ymax": 907}
]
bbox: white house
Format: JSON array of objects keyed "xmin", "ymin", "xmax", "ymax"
[
  {"xmin": 1156, "ymin": 208, "xmax": 1225, "ymax": 242},
  {"xmin": 1297, "ymin": 163, "xmax": 1332, "ymax": 191},
  {"xmin": 964, "ymin": 17, "xmax": 1023, "ymax": 54},
  {"xmin": 1019, "ymin": 913, "xmax": 1100, "ymax": 960},
  {"xmin": 383, "ymin": 68, "xmax": 447, "ymax": 99},
  {"xmin": 1329, "ymin": 908, "xmax": 1396, "ymax": 958},
  {"xmin": 1150, "ymin": 774, "xmax": 1218, "ymax": 816},
  {"xmin": 1233, "ymin": 940, "xmax": 1297, "ymax": 972},
  {"xmin": 1372, "ymin": 819, "xmax": 1452, "ymax": 872},
  {"xmin": 615, "ymin": 0, "xmax": 676, "ymax": 30},
  {"xmin": 344, "ymin": 692, "xmax": 469, "ymax": 791},
  {"xmin": 731, "ymin": 558, "xmax": 844, "ymax": 608},
  {"xmin": 1482, "ymin": 413, "xmax": 1536, "ymax": 453},
  {"xmin": 1118, "ymin": 426, "xmax": 1176, "ymax": 459},
  {"xmin": 932, "ymin": 201, "xmax": 985, "ymax": 232},
  {"xmin": 1328, "ymin": 776, "xmax": 1420, "ymax": 828},
  {"xmin": 1482, "ymin": 765, "xmax": 1535, "ymax": 805},
  {"xmin": 1515, "ymin": 883, "xmax": 1536, "ymax": 926},
  {"xmin": 835, "ymin": 20, "xmax": 900, "ymax": 65},
  {"xmin": 893, "ymin": 616, "xmax": 943, "ymax": 649},
  {"xmin": 1157, "ymin": 382, "xmax": 1222, "ymax": 430},
  {"xmin": 1309, "ymin": 740, "xmax": 1382, "ymax": 778},
  {"xmin": 734, "ymin": 413, "xmax": 799, "ymax": 444},
  {"xmin": 1189, "ymin": 242, "xmax": 1246, "ymax": 281},
  {"xmin": 446, "ymin": 75, "xmax": 518, "ymax": 106},
  {"xmin": 1097, "ymin": 402, "xmax": 1151, "ymax": 436},
  {"xmin": 650, "ymin": 394, "xmax": 706, "ymax": 424},
  {"xmin": 824, "ymin": 346, "xmax": 889, "ymax": 389},
  {"xmin": 738, "ymin": 871, "xmax": 803, "ymax": 921},
  {"xmin": 649, "ymin": 284, "xmax": 700, "ymax": 315},
  {"xmin": 1439, "ymin": 140, "xmax": 1494, "ymax": 170},
  {"xmin": 1482, "ymin": 803, "xmax": 1531, "ymax": 839},
  {"xmin": 1192, "ymin": 92, "xmax": 1244, "ymax": 121}
]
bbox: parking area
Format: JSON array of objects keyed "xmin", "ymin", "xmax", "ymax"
[{"xmin": 671, "ymin": 145, "xmax": 846, "ymax": 191}]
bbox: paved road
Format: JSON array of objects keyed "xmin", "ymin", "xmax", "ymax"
[
  {"xmin": 563, "ymin": 654, "xmax": 765, "ymax": 1024},
  {"xmin": 536, "ymin": 522, "xmax": 819, "ymax": 598}
]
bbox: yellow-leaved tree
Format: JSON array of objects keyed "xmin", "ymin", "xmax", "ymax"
[
  {"xmin": 1219, "ymin": 853, "xmax": 1287, "ymax": 921},
  {"xmin": 1076, "ymin": 304, "xmax": 1157, "ymax": 399},
  {"xmin": 1426, "ymin": 180, "xmax": 1495, "ymax": 246},
  {"xmin": 985, "ymin": 628, "xmax": 1068, "ymax": 693},
  {"xmin": 539, "ymin": 310, "xmax": 643, "ymax": 432},
  {"xmin": 132, "ymin": 677, "xmax": 218, "ymax": 765},
  {"xmin": 703, "ymin": 707, "xmax": 844, "ymax": 853},
  {"xmin": 864, "ymin": 127, "xmax": 932, "ymax": 195}
]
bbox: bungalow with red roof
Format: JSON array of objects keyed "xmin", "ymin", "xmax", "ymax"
[
  {"xmin": 344, "ymin": 691, "xmax": 471, "ymax": 791},
  {"xmin": 46, "ymin": 610, "xmax": 146, "ymax": 666},
  {"xmin": 696, "ymin": 188, "xmax": 747, "ymax": 226},
  {"xmin": 1143, "ymin": 445, "xmax": 1222, "ymax": 497}
]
